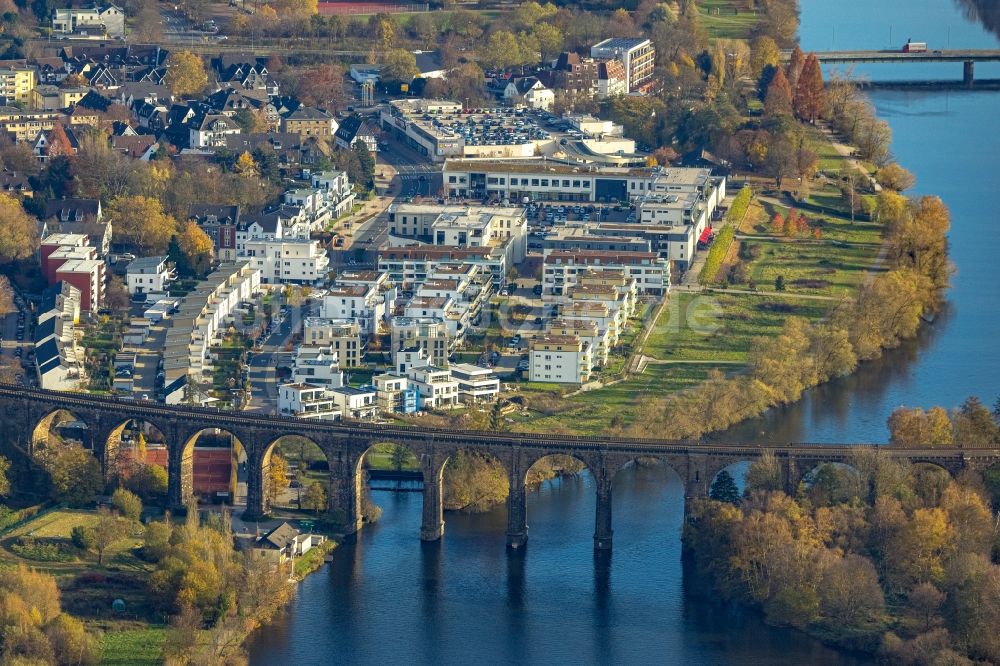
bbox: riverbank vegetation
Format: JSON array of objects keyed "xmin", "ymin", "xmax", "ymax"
[{"xmin": 685, "ymin": 404, "xmax": 1000, "ymax": 662}]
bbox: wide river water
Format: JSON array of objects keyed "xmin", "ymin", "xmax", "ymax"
[{"xmin": 247, "ymin": 1, "xmax": 999, "ymax": 663}]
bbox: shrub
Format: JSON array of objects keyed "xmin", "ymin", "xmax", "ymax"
[
  {"xmin": 699, "ymin": 224, "xmax": 737, "ymax": 284},
  {"xmin": 71, "ymin": 525, "xmax": 96, "ymax": 551},
  {"xmin": 10, "ymin": 537, "xmax": 75, "ymax": 562}
]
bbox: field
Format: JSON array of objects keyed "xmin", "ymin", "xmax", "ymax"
[
  {"xmin": 99, "ymin": 627, "xmax": 165, "ymax": 666},
  {"xmin": 696, "ymin": 0, "xmax": 760, "ymax": 39}
]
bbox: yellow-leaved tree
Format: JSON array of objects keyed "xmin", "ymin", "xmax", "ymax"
[
  {"xmin": 0, "ymin": 193, "xmax": 39, "ymax": 263},
  {"xmin": 109, "ymin": 195, "xmax": 178, "ymax": 254},
  {"xmin": 165, "ymin": 50, "xmax": 208, "ymax": 97}
]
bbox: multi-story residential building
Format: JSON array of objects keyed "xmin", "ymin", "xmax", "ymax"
[
  {"xmin": 542, "ymin": 225, "xmax": 651, "ymax": 254},
  {"xmin": 320, "ymin": 283, "xmax": 388, "ymax": 336},
  {"xmin": 34, "ymin": 282, "xmax": 85, "ymax": 390},
  {"xmin": 545, "ymin": 318, "xmax": 611, "ymax": 368},
  {"xmin": 578, "ymin": 269, "xmax": 638, "ymax": 315},
  {"xmin": 529, "ymin": 335, "xmax": 593, "ymax": 384},
  {"xmin": 541, "ymin": 52, "xmax": 600, "ymax": 102},
  {"xmin": 55, "ymin": 258, "xmax": 104, "ymax": 312},
  {"xmin": 278, "ymin": 383, "xmax": 342, "ymax": 420},
  {"xmin": 406, "ymin": 364, "xmax": 459, "ymax": 409},
  {"xmin": 303, "ymin": 317, "xmax": 364, "ymax": 366},
  {"xmin": 543, "ymin": 250, "xmax": 670, "ymax": 296},
  {"xmin": 597, "ymin": 60, "xmax": 628, "ymax": 99},
  {"xmin": 189, "ymin": 114, "xmax": 241, "ymax": 148},
  {"xmin": 243, "ymin": 238, "xmax": 329, "ymax": 286},
  {"xmin": 290, "ymin": 345, "xmax": 344, "ymax": 389},
  {"xmin": 0, "ymin": 107, "xmax": 66, "ymax": 142},
  {"xmin": 39, "ymin": 233, "xmax": 90, "ymax": 284},
  {"xmin": 558, "ymin": 301, "xmax": 621, "ymax": 345},
  {"xmin": 0, "ymin": 68, "xmax": 35, "ymax": 105},
  {"xmin": 334, "ymin": 114, "xmax": 379, "ymax": 154},
  {"xmin": 126, "ymin": 255, "xmax": 175, "ymax": 296},
  {"xmin": 30, "ymin": 85, "xmax": 89, "ymax": 111},
  {"xmin": 280, "ymin": 106, "xmax": 337, "ymax": 139},
  {"xmin": 448, "ymin": 363, "xmax": 500, "ymax": 403},
  {"xmin": 330, "ymin": 385, "xmax": 379, "ymax": 419},
  {"xmin": 162, "ymin": 262, "xmax": 261, "ymax": 402},
  {"xmin": 378, "ymin": 246, "xmax": 507, "ymax": 289},
  {"xmin": 590, "ymin": 38, "xmax": 656, "ymax": 93},
  {"xmin": 390, "ymin": 317, "xmax": 450, "ymax": 367},
  {"xmin": 372, "ymin": 374, "xmax": 419, "ymax": 413},
  {"xmin": 52, "ymin": 5, "xmax": 125, "ymax": 38}
]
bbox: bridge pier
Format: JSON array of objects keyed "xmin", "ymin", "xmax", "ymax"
[
  {"xmin": 506, "ymin": 467, "xmax": 528, "ymax": 550},
  {"xmin": 329, "ymin": 450, "xmax": 362, "ymax": 535},
  {"xmin": 593, "ymin": 475, "xmax": 613, "ymax": 551},
  {"xmin": 419, "ymin": 457, "xmax": 445, "ymax": 541},
  {"xmin": 245, "ymin": 451, "xmax": 266, "ymax": 519},
  {"xmin": 964, "ymin": 60, "xmax": 975, "ymax": 87},
  {"xmin": 167, "ymin": 439, "xmax": 193, "ymax": 510}
]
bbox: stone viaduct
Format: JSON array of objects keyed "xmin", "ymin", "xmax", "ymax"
[{"xmin": 2, "ymin": 385, "xmax": 998, "ymax": 550}]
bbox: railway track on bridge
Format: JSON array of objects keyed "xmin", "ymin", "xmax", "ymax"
[{"xmin": 2, "ymin": 384, "xmax": 996, "ymax": 460}]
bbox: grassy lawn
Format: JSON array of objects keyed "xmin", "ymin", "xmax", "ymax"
[
  {"xmin": 644, "ymin": 292, "xmax": 831, "ymax": 363},
  {"xmin": 99, "ymin": 626, "xmax": 165, "ymax": 666},
  {"xmin": 744, "ymin": 239, "xmax": 880, "ymax": 296},
  {"xmin": 750, "ymin": 200, "xmax": 883, "ymax": 245},
  {"xmin": 697, "ymin": 0, "xmax": 759, "ymax": 39},
  {"xmin": 364, "ymin": 442, "xmax": 420, "ymax": 471},
  {"xmin": 514, "ymin": 363, "xmax": 736, "ymax": 435},
  {"xmin": 1, "ymin": 509, "xmax": 146, "ymax": 570}
]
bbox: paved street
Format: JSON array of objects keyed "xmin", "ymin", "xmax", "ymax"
[{"xmin": 246, "ymin": 297, "xmax": 312, "ymax": 414}]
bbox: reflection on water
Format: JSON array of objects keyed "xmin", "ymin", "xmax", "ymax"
[{"xmin": 249, "ymin": 466, "xmax": 871, "ymax": 665}]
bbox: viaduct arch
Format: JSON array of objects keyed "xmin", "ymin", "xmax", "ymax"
[{"xmin": 1, "ymin": 385, "xmax": 998, "ymax": 551}]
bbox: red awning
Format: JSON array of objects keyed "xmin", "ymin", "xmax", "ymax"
[{"xmin": 698, "ymin": 227, "xmax": 712, "ymax": 244}]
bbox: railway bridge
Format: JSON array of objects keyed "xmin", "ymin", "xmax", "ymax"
[{"xmin": 1, "ymin": 385, "xmax": 997, "ymax": 550}]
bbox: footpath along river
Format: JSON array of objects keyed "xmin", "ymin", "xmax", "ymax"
[{"xmin": 247, "ymin": 1, "xmax": 999, "ymax": 663}]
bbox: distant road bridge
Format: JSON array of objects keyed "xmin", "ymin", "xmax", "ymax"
[
  {"xmin": 785, "ymin": 49, "xmax": 1000, "ymax": 86},
  {"xmin": 1, "ymin": 385, "xmax": 997, "ymax": 551}
]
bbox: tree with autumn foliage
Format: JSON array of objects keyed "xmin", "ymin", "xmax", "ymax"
[
  {"xmin": 234, "ymin": 151, "xmax": 259, "ymax": 178},
  {"xmin": 108, "ymin": 195, "xmax": 179, "ymax": 254},
  {"xmin": 764, "ymin": 68, "xmax": 793, "ymax": 117},
  {"xmin": 0, "ymin": 193, "xmax": 39, "ymax": 263},
  {"xmin": 771, "ymin": 213, "xmax": 785, "ymax": 235},
  {"xmin": 165, "ymin": 50, "xmax": 208, "ymax": 97},
  {"xmin": 173, "ymin": 221, "xmax": 214, "ymax": 278},
  {"xmin": 786, "ymin": 45, "xmax": 805, "ymax": 90},
  {"xmin": 45, "ymin": 123, "xmax": 74, "ymax": 159},
  {"xmin": 793, "ymin": 54, "xmax": 825, "ymax": 123}
]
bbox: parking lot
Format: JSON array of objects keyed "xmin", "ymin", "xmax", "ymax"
[{"xmin": 404, "ymin": 106, "xmax": 553, "ymax": 149}]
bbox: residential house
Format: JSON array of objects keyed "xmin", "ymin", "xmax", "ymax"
[
  {"xmin": 52, "ymin": 5, "xmax": 126, "ymax": 38},
  {"xmin": 502, "ymin": 77, "xmax": 554, "ymax": 111},
  {"xmin": 126, "ymin": 255, "xmax": 175, "ymax": 295},
  {"xmin": 277, "ymin": 383, "xmax": 341, "ymax": 421},
  {"xmin": 334, "ymin": 114, "xmax": 378, "ymax": 153},
  {"xmin": 528, "ymin": 334, "xmax": 593, "ymax": 384},
  {"xmin": 281, "ymin": 106, "xmax": 337, "ymax": 140}
]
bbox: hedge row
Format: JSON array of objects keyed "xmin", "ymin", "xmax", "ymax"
[{"xmin": 698, "ymin": 186, "xmax": 752, "ymax": 284}]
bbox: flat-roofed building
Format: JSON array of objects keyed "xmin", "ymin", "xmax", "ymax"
[
  {"xmin": 390, "ymin": 317, "xmax": 450, "ymax": 368},
  {"xmin": 529, "ymin": 334, "xmax": 593, "ymax": 384},
  {"xmin": 303, "ymin": 317, "xmax": 363, "ymax": 367},
  {"xmin": 278, "ymin": 383, "xmax": 342, "ymax": 420},
  {"xmin": 590, "ymin": 38, "xmax": 655, "ymax": 93},
  {"xmin": 545, "ymin": 317, "xmax": 610, "ymax": 368},
  {"xmin": 543, "ymin": 249, "xmax": 669, "ymax": 296},
  {"xmin": 449, "ymin": 363, "xmax": 500, "ymax": 403}
]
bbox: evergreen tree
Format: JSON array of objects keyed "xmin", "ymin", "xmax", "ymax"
[{"xmin": 710, "ymin": 470, "xmax": 741, "ymax": 505}]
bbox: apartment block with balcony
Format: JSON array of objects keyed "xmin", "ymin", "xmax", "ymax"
[
  {"xmin": 303, "ymin": 317, "xmax": 363, "ymax": 367},
  {"xmin": 278, "ymin": 383, "xmax": 342, "ymax": 420},
  {"xmin": 529, "ymin": 335, "xmax": 593, "ymax": 384}
]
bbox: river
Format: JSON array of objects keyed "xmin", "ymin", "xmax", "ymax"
[{"xmin": 247, "ymin": 2, "xmax": 999, "ymax": 663}]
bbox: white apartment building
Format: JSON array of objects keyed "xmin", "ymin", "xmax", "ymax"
[
  {"xmin": 545, "ymin": 318, "xmax": 611, "ymax": 368},
  {"xmin": 278, "ymin": 383, "xmax": 342, "ymax": 420},
  {"xmin": 330, "ymin": 386, "xmax": 379, "ymax": 419},
  {"xmin": 448, "ymin": 363, "xmax": 500, "ymax": 403},
  {"xmin": 320, "ymin": 283, "xmax": 387, "ymax": 336},
  {"xmin": 543, "ymin": 250, "xmax": 669, "ymax": 296},
  {"xmin": 407, "ymin": 365, "xmax": 459, "ymax": 409},
  {"xmin": 529, "ymin": 335, "xmax": 593, "ymax": 384},
  {"xmin": 52, "ymin": 5, "xmax": 125, "ymax": 37},
  {"xmin": 290, "ymin": 345, "xmax": 344, "ymax": 389},
  {"xmin": 388, "ymin": 203, "xmax": 528, "ymax": 266},
  {"xmin": 126, "ymin": 255, "xmax": 175, "ymax": 296},
  {"xmin": 311, "ymin": 170, "xmax": 356, "ymax": 219},
  {"xmin": 244, "ymin": 238, "xmax": 329, "ymax": 286},
  {"xmin": 162, "ymin": 261, "xmax": 261, "ymax": 399},
  {"xmin": 34, "ymin": 282, "xmax": 85, "ymax": 390}
]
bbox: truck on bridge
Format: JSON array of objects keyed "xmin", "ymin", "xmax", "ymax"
[{"xmin": 903, "ymin": 40, "xmax": 929, "ymax": 53}]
